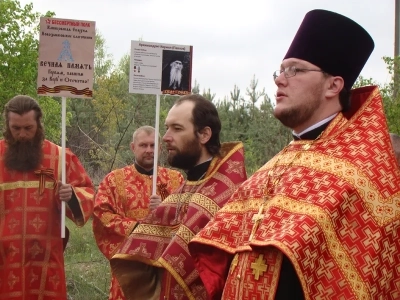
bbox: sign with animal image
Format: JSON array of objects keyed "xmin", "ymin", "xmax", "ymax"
[
  {"xmin": 37, "ymin": 17, "xmax": 96, "ymax": 98},
  {"xmin": 130, "ymin": 40, "xmax": 193, "ymax": 95}
]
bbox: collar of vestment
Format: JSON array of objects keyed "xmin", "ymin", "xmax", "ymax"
[
  {"xmin": 186, "ymin": 160, "xmax": 212, "ymax": 181},
  {"xmin": 134, "ymin": 162, "xmax": 153, "ymax": 175},
  {"xmin": 292, "ymin": 113, "xmax": 337, "ymax": 140}
]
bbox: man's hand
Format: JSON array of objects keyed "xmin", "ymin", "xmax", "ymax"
[
  {"xmin": 149, "ymin": 194, "xmax": 162, "ymax": 210},
  {"xmin": 58, "ymin": 182, "xmax": 73, "ymax": 202}
]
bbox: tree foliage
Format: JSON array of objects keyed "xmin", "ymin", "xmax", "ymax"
[
  {"xmin": 0, "ymin": 0, "xmax": 60, "ymax": 141},
  {"xmin": 216, "ymin": 76, "xmax": 291, "ymax": 174},
  {"xmin": 381, "ymin": 56, "xmax": 400, "ymax": 134}
]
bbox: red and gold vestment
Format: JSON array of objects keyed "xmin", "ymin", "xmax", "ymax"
[
  {"xmin": 110, "ymin": 142, "xmax": 247, "ymax": 300},
  {"xmin": 0, "ymin": 139, "xmax": 94, "ymax": 300},
  {"xmin": 93, "ymin": 165, "xmax": 183, "ymax": 300},
  {"xmin": 189, "ymin": 86, "xmax": 400, "ymax": 300}
]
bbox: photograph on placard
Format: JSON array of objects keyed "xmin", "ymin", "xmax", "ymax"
[{"xmin": 161, "ymin": 50, "xmax": 191, "ymax": 93}]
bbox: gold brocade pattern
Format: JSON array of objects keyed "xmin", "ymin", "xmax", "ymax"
[
  {"xmin": 0, "ymin": 181, "xmax": 54, "ymax": 190},
  {"xmin": 93, "ymin": 165, "xmax": 183, "ymax": 300},
  {"xmin": 110, "ymin": 142, "xmax": 247, "ymax": 300},
  {"xmin": 189, "ymin": 86, "xmax": 400, "ymax": 299}
]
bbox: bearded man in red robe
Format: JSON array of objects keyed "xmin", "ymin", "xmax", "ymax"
[
  {"xmin": 110, "ymin": 94, "xmax": 247, "ymax": 299},
  {"xmin": 0, "ymin": 95, "xmax": 95, "ymax": 300}
]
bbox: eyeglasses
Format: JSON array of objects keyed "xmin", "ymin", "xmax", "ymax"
[{"xmin": 273, "ymin": 66, "xmax": 326, "ymax": 80}]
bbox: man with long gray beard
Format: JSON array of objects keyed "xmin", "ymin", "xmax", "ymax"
[
  {"xmin": 110, "ymin": 94, "xmax": 247, "ymax": 300},
  {"xmin": 0, "ymin": 95, "xmax": 95, "ymax": 300}
]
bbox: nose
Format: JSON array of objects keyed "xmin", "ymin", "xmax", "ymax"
[
  {"xmin": 18, "ymin": 130, "xmax": 27, "ymax": 139},
  {"xmin": 274, "ymin": 72, "xmax": 287, "ymax": 86},
  {"xmin": 163, "ymin": 131, "xmax": 170, "ymax": 142}
]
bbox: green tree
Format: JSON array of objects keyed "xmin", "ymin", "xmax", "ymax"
[
  {"xmin": 0, "ymin": 0, "xmax": 54, "ymax": 107},
  {"xmin": 216, "ymin": 77, "xmax": 291, "ymax": 175},
  {"xmin": 94, "ymin": 31, "xmax": 114, "ymax": 84},
  {"xmin": 243, "ymin": 77, "xmax": 291, "ymax": 173},
  {"xmin": 66, "ymin": 31, "xmax": 114, "ymax": 174},
  {"xmin": 381, "ymin": 56, "xmax": 400, "ymax": 134},
  {"xmin": 87, "ymin": 53, "xmax": 176, "ymax": 182},
  {"xmin": 0, "ymin": 0, "xmax": 61, "ymax": 142}
]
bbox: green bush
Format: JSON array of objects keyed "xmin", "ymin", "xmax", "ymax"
[{"xmin": 64, "ymin": 219, "xmax": 110, "ymax": 300}]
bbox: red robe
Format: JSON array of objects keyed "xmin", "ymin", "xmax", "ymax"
[
  {"xmin": 0, "ymin": 139, "xmax": 94, "ymax": 300},
  {"xmin": 189, "ymin": 86, "xmax": 400, "ymax": 299},
  {"xmin": 110, "ymin": 142, "xmax": 247, "ymax": 300},
  {"xmin": 92, "ymin": 165, "xmax": 184, "ymax": 300}
]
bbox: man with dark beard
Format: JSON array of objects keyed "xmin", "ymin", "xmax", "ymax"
[
  {"xmin": 0, "ymin": 95, "xmax": 95, "ymax": 300},
  {"xmin": 189, "ymin": 9, "xmax": 400, "ymax": 300},
  {"xmin": 110, "ymin": 94, "xmax": 247, "ymax": 300}
]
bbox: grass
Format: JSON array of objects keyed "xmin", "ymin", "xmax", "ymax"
[{"xmin": 64, "ymin": 218, "xmax": 110, "ymax": 300}]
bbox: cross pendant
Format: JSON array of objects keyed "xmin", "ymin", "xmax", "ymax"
[{"xmin": 249, "ymin": 204, "xmax": 264, "ymax": 241}]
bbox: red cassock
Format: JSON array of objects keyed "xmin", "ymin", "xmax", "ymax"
[
  {"xmin": 189, "ymin": 86, "xmax": 400, "ymax": 300},
  {"xmin": 92, "ymin": 165, "xmax": 184, "ymax": 300},
  {"xmin": 110, "ymin": 142, "xmax": 247, "ymax": 300},
  {"xmin": 0, "ymin": 139, "xmax": 94, "ymax": 300}
]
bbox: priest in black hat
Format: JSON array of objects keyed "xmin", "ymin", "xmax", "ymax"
[{"xmin": 189, "ymin": 9, "xmax": 400, "ymax": 300}]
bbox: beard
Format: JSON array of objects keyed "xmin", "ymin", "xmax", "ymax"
[
  {"xmin": 169, "ymin": 62, "xmax": 182, "ymax": 89},
  {"xmin": 4, "ymin": 129, "xmax": 44, "ymax": 172},
  {"xmin": 273, "ymin": 83, "xmax": 323, "ymax": 129},
  {"xmin": 167, "ymin": 135, "xmax": 202, "ymax": 170}
]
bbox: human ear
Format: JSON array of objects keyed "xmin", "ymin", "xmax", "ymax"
[
  {"xmin": 325, "ymin": 76, "xmax": 344, "ymax": 99},
  {"xmin": 198, "ymin": 127, "xmax": 212, "ymax": 145}
]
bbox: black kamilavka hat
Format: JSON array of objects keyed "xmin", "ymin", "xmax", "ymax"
[{"xmin": 284, "ymin": 9, "xmax": 375, "ymax": 90}]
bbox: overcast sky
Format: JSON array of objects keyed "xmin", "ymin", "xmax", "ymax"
[{"xmin": 22, "ymin": 0, "xmax": 395, "ymax": 102}]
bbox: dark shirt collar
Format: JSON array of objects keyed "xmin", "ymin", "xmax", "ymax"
[
  {"xmin": 186, "ymin": 160, "xmax": 212, "ymax": 181},
  {"xmin": 134, "ymin": 162, "xmax": 153, "ymax": 175},
  {"xmin": 292, "ymin": 121, "xmax": 331, "ymax": 141}
]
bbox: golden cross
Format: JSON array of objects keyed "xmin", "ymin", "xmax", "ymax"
[
  {"xmin": 250, "ymin": 254, "xmax": 268, "ymax": 280},
  {"xmin": 249, "ymin": 204, "xmax": 264, "ymax": 241}
]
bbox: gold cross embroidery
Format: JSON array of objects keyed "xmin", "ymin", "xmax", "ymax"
[
  {"xmin": 249, "ymin": 204, "xmax": 264, "ymax": 241},
  {"xmin": 251, "ymin": 254, "xmax": 268, "ymax": 280},
  {"xmin": 230, "ymin": 253, "xmax": 239, "ymax": 274},
  {"xmin": 7, "ymin": 271, "xmax": 19, "ymax": 289}
]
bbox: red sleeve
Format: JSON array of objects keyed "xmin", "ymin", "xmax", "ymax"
[
  {"xmin": 190, "ymin": 242, "xmax": 233, "ymax": 300},
  {"xmin": 92, "ymin": 171, "xmax": 137, "ymax": 259},
  {"xmin": 65, "ymin": 148, "xmax": 94, "ymax": 226}
]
